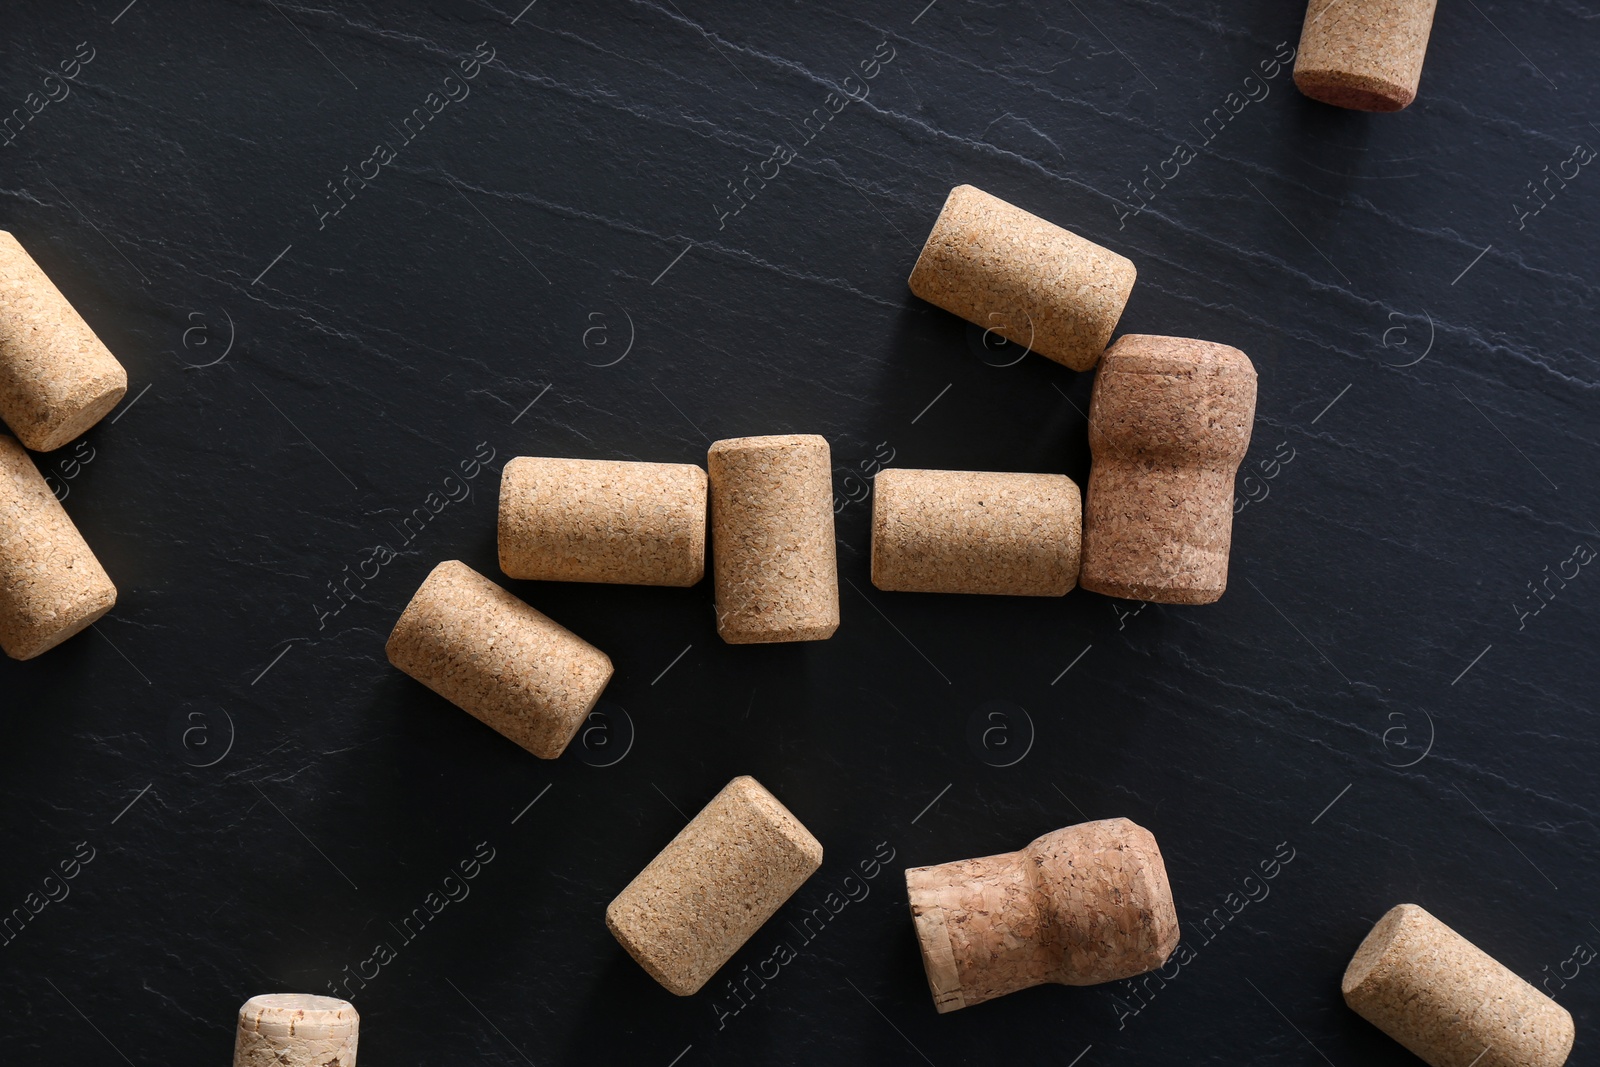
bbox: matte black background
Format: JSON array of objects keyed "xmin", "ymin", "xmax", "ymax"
[{"xmin": 1, "ymin": 1, "xmax": 1596, "ymax": 1064}]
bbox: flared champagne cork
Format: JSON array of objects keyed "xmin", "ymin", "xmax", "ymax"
[
  {"xmin": 385, "ymin": 559, "xmax": 613, "ymax": 759},
  {"xmin": 0, "ymin": 434, "xmax": 116, "ymax": 660},
  {"xmin": 707, "ymin": 434, "xmax": 839, "ymax": 644},
  {"xmin": 606, "ymin": 775, "xmax": 823, "ymax": 996},
  {"xmin": 871, "ymin": 468, "xmax": 1081, "ymax": 596},
  {"xmin": 1343, "ymin": 904, "xmax": 1575, "ymax": 1067},
  {"xmin": 0, "ymin": 230, "xmax": 127, "ymax": 452},
  {"xmin": 498, "ymin": 456, "xmax": 706, "ymax": 586},
  {"xmin": 1294, "ymin": 0, "xmax": 1438, "ymax": 112},
  {"xmin": 234, "ymin": 993, "xmax": 358, "ymax": 1067},
  {"xmin": 907, "ymin": 184, "xmax": 1136, "ymax": 372},
  {"xmin": 905, "ymin": 817, "xmax": 1179, "ymax": 1013},
  {"xmin": 1079, "ymin": 334, "xmax": 1256, "ymax": 605}
]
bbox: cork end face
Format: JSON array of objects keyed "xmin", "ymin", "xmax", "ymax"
[
  {"xmin": 605, "ymin": 902, "xmax": 702, "ymax": 995},
  {"xmin": 905, "ymin": 864, "xmax": 967, "ymax": 1013},
  {"xmin": 716, "ymin": 614, "xmax": 840, "ymax": 644},
  {"xmin": 235, "ymin": 992, "xmax": 359, "ymax": 1066},
  {"xmin": 1078, "ymin": 575, "xmax": 1224, "ymax": 605},
  {"xmin": 1342, "ymin": 903, "xmax": 1425, "ymax": 999},
  {"xmin": 4, "ymin": 586, "xmax": 116, "ymax": 660},
  {"xmin": 26, "ymin": 374, "xmax": 128, "ymax": 453},
  {"xmin": 1294, "ymin": 69, "xmax": 1415, "ymax": 112}
]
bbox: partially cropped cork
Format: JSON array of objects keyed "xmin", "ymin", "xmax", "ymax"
[
  {"xmin": 906, "ymin": 817, "xmax": 1178, "ymax": 1013},
  {"xmin": 871, "ymin": 468, "xmax": 1081, "ymax": 596},
  {"xmin": 607, "ymin": 775, "xmax": 823, "ymax": 996},
  {"xmin": 0, "ymin": 434, "xmax": 116, "ymax": 660},
  {"xmin": 1343, "ymin": 904, "xmax": 1575, "ymax": 1067},
  {"xmin": 707, "ymin": 434, "xmax": 839, "ymax": 644},
  {"xmin": 1295, "ymin": 0, "xmax": 1438, "ymax": 112},
  {"xmin": 0, "ymin": 230, "xmax": 127, "ymax": 452},
  {"xmin": 908, "ymin": 184, "xmax": 1136, "ymax": 372},
  {"xmin": 499, "ymin": 456, "xmax": 707, "ymax": 586},
  {"xmin": 1079, "ymin": 335, "xmax": 1256, "ymax": 605},
  {"xmin": 386, "ymin": 560, "xmax": 613, "ymax": 759},
  {"xmin": 234, "ymin": 993, "xmax": 359, "ymax": 1067}
]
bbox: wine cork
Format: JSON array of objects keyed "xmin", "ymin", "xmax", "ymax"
[
  {"xmin": 385, "ymin": 560, "xmax": 613, "ymax": 759},
  {"xmin": 0, "ymin": 230, "xmax": 128, "ymax": 452},
  {"xmin": 907, "ymin": 184, "xmax": 1136, "ymax": 372},
  {"xmin": 1343, "ymin": 904, "xmax": 1575, "ymax": 1067},
  {"xmin": 234, "ymin": 993, "xmax": 359, "ymax": 1067},
  {"xmin": 1079, "ymin": 334, "xmax": 1256, "ymax": 605},
  {"xmin": 0, "ymin": 434, "xmax": 116, "ymax": 660},
  {"xmin": 905, "ymin": 817, "xmax": 1179, "ymax": 1013},
  {"xmin": 871, "ymin": 468, "xmax": 1081, "ymax": 596},
  {"xmin": 606, "ymin": 775, "xmax": 823, "ymax": 996},
  {"xmin": 498, "ymin": 456, "xmax": 707, "ymax": 586},
  {"xmin": 707, "ymin": 434, "xmax": 839, "ymax": 644},
  {"xmin": 1294, "ymin": 0, "xmax": 1438, "ymax": 112}
]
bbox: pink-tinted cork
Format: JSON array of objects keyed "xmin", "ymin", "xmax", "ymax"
[
  {"xmin": 1294, "ymin": 0, "xmax": 1438, "ymax": 112},
  {"xmin": 234, "ymin": 993, "xmax": 359, "ymax": 1067}
]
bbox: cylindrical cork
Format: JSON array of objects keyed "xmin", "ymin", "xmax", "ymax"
[
  {"xmin": 498, "ymin": 456, "xmax": 707, "ymax": 586},
  {"xmin": 234, "ymin": 993, "xmax": 358, "ymax": 1067},
  {"xmin": 707, "ymin": 434, "xmax": 839, "ymax": 644},
  {"xmin": 905, "ymin": 817, "xmax": 1179, "ymax": 1013},
  {"xmin": 1343, "ymin": 903, "xmax": 1575, "ymax": 1067},
  {"xmin": 0, "ymin": 434, "xmax": 116, "ymax": 660},
  {"xmin": 871, "ymin": 468, "xmax": 1081, "ymax": 596},
  {"xmin": 1294, "ymin": 0, "xmax": 1438, "ymax": 112},
  {"xmin": 1079, "ymin": 334, "xmax": 1256, "ymax": 605},
  {"xmin": 606, "ymin": 775, "xmax": 823, "ymax": 996},
  {"xmin": 385, "ymin": 559, "xmax": 613, "ymax": 759},
  {"xmin": 907, "ymin": 184, "xmax": 1136, "ymax": 372},
  {"xmin": 0, "ymin": 230, "xmax": 127, "ymax": 452}
]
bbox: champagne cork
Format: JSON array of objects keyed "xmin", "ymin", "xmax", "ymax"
[
  {"xmin": 498, "ymin": 456, "xmax": 707, "ymax": 586},
  {"xmin": 234, "ymin": 993, "xmax": 359, "ymax": 1067},
  {"xmin": 1294, "ymin": 0, "xmax": 1438, "ymax": 112},
  {"xmin": 905, "ymin": 817, "xmax": 1179, "ymax": 1013},
  {"xmin": 0, "ymin": 434, "xmax": 116, "ymax": 660},
  {"xmin": 606, "ymin": 775, "xmax": 823, "ymax": 996},
  {"xmin": 1079, "ymin": 334, "xmax": 1256, "ymax": 605},
  {"xmin": 871, "ymin": 468, "xmax": 1081, "ymax": 596},
  {"xmin": 1343, "ymin": 904, "xmax": 1575, "ymax": 1067},
  {"xmin": 707, "ymin": 434, "xmax": 839, "ymax": 644},
  {"xmin": 0, "ymin": 230, "xmax": 128, "ymax": 452},
  {"xmin": 385, "ymin": 560, "xmax": 613, "ymax": 759},
  {"xmin": 907, "ymin": 184, "xmax": 1136, "ymax": 372}
]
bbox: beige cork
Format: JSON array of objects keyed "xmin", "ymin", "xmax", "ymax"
[
  {"xmin": 905, "ymin": 817, "xmax": 1179, "ymax": 1013},
  {"xmin": 871, "ymin": 468, "xmax": 1081, "ymax": 596},
  {"xmin": 0, "ymin": 434, "xmax": 116, "ymax": 660},
  {"xmin": 498, "ymin": 456, "xmax": 706, "ymax": 586},
  {"xmin": 1079, "ymin": 334, "xmax": 1256, "ymax": 605},
  {"xmin": 907, "ymin": 184, "xmax": 1136, "ymax": 372},
  {"xmin": 0, "ymin": 230, "xmax": 127, "ymax": 452},
  {"xmin": 234, "ymin": 993, "xmax": 358, "ymax": 1067},
  {"xmin": 385, "ymin": 559, "xmax": 613, "ymax": 759},
  {"xmin": 1294, "ymin": 0, "xmax": 1438, "ymax": 112},
  {"xmin": 707, "ymin": 434, "xmax": 839, "ymax": 644},
  {"xmin": 1343, "ymin": 904, "xmax": 1575, "ymax": 1067},
  {"xmin": 606, "ymin": 775, "xmax": 823, "ymax": 996}
]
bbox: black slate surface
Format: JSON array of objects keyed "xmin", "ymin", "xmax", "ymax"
[{"xmin": 2, "ymin": 1, "xmax": 1597, "ymax": 1064}]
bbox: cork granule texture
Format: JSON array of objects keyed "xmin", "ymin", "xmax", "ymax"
[
  {"xmin": 1295, "ymin": 0, "xmax": 1438, "ymax": 111},
  {"xmin": 234, "ymin": 993, "xmax": 359, "ymax": 1067}
]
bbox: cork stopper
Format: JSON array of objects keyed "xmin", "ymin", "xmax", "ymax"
[
  {"xmin": 871, "ymin": 468, "xmax": 1081, "ymax": 596},
  {"xmin": 1294, "ymin": 0, "xmax": 1438, "ymax": 112},
  {"xmin": 0, "ymin": 434, "xmax": 116, "ymax": 659},
  {"xmin": 1079, "ymin": 334, "xmax": 1257, "ymax": 605},
  {"xmin": 233, "ymin": 993, "xmax": 359, "ymax": 1067},
  {"xmin": 0, "ymin": 230, "xmax": 128, "ymax": 452},
  {"xmin": 907, "ymin": 185, "xmax": 1136, "ymax": 372},
  {"xmin": 498, "ymin": 456, "xmax": 707, "ymax": 586},
  {"xmin": 1343, "ymin": 904, "xmax": 1575, "ymax": 1067},
  {"xmin": 606, "ymin": 775, "xmax": 823, "ymax": 996},
  {"xmin": 385, "ymin": 560, "xmax": 613, "ymax": 759},
  {"xmin": 707, "ymin": 434, "xmax": 839, "ymax": 644},
  {"xmin": 905, "ymin": 817, "xmax": 1179, "ymax": 1013}
]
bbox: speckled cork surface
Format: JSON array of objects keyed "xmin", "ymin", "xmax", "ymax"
[
  {"xmin": 905, "ymin": 817, "xmax": 1179, "ymax": 1013},
  {"xmin": 233, "ymin": 993, "xmax": 359, "ymax": 1067},
  {"xmin": 1079, "ymin": 334, "xmax": 1257, "ymax": 605},
  {"xmin": 606, "ymin": 775, "xmax": 823, "ymax": 996},
  {"xmin": 1343, "ymin": 904, "xmax": 1575, "ymax": 1067},
  {"xmin": 871, "ymin": 468, "xmax": 1081, "ymax": 596},
  {"xmin": 907, "ymin": 184, "xmax": 1136, "ymax": 372},
  {"xmin": 385, "ymin": 559, "xmax": 613, "ymax": 759},
  {"xmin": 1294, "ymin": 0, "xmax": 1438, "ymax": 112},
  {"xmin": 498, "ymin": 456, "xmax": 707, "ymax": 586},
  {"xmin": 0, "ymin": 230, "xmax": 127, "ymax": 452}
]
